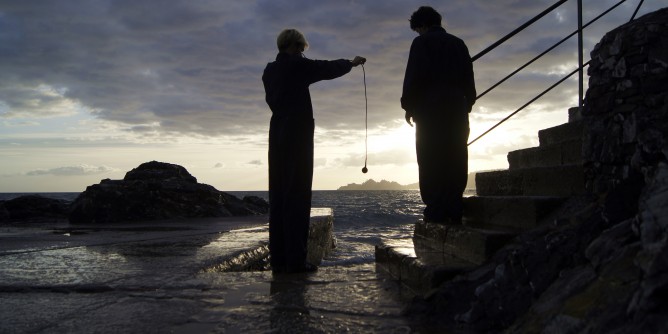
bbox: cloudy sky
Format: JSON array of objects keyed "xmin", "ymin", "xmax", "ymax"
[{"xmin": 0, "ymin": 0, "xmax": 663, "ymax": 192}]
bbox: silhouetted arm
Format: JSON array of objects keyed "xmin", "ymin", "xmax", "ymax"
[
  {"xmin": 304, "ymin": 58, "xmax": 354, "ymax": 84},
  {"xmin": 460, "ymin": 42, "xmax": 476, "ymax": 113},
  {"xmin": 401, "ymin": 36, "xmax": 428, "ymax": 124}
]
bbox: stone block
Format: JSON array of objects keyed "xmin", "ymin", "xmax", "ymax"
[
  {"xmin": 568, "ymin": 107, "xmax": 583, "ymax": 122},
  {"xmin": 463, "ymin": 196, "xmax": 566, "ymax": 229},
  {"xmin": 413, "ymin": 219, "xmax": 448, "ymax": 251},
  {"xmin": 538, "ymin": 121, "xmax": 584, "ymax": 146},
  {"xmin": 507, "ymin": 139, "xmax": 582, "ymax": 170},
  {"xmin": 508, "ymin": 145, "xmax": 561, "ymax": 170},
  {"xmin": 375, "ymin": 237, "xmax": 476, "ymax": 294},
  {"xmin": 476, "ymin": 165, "xmax": 585, "ymax": 197},
  {"xmin": 375, "ymin": 239, "xmax": 414, "ymax": 279},
  {"xmin": 307, "ymin": 208, "xmax": 335, "ymax": 266},
  {"xmin": 442, "ymin": 225, "xmax": 516, "ymax": 264},
  {"xmin": 413, "ymin": 221, "xmax": 517, "ymax": 265}
]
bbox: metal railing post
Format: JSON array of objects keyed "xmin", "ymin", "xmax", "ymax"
[{"xmin": 578, "ymin": 0, "xmax": 584, "ymax": 113}]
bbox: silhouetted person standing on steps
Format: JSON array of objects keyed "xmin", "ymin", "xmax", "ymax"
[
  {"xmin": 263, "ymin": 29, "xmax": 366, "ymax": 273},
  {"xmin": 401, "ymin": 6, "xmax": 476, "ymax": 224}
]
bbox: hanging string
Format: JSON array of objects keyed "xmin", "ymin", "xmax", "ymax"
[{"xmin": 361, "ymin": 63, "xmax": 368, "ymax": 174}]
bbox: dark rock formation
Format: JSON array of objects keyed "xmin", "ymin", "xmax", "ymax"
[
  {"xmin": 0, "ymin": 195, "xmax": 70, "ymax": 223},
  {"xmin": 583, "ymin": 7, "xmax": 668, "ymax": 195},
  {"xmin": 69, "ymin": 161, "xmax": 268, "ymax": 224},
  {"xmin": 405, "ymin": 8, "xmax": 668, "ymax": 332}
]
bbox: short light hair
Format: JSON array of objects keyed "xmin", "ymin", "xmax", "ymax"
[{"xmin": 276, "ymin": 29, "xmax": 309, "ymax": 52}]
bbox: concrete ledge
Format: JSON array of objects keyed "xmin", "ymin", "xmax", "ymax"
[
  {"xmin": 463, "ymin": 196, "xmax": 566, "ymax": 229},
  {"xmin": 476, "ymin": 165, "xmax": 585, "ymax": 196},
  {"xmin": 375, "ymin": 238, "xmax": 476, "ymax": 295},
  {"xmin": 508, "ymin": 139, "xmax": 582, "ymax": 169},
  {"xmin": 414, "ymin": 220, "xmax": 517, "ymax": 265},
  {"xmin": 205, "ymin": 207, "xmax": 335, "ymax": 272},
  {"xmin": 538, "ymin": 120, "xmax": 583, "ymax": 146},
  {"xmin": 307, "ymin": 207, "xmax": 335, "ymax": 266}
]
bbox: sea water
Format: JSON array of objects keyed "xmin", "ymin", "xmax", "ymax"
[
  {"xmin": 0, "ymin": 191, "xmax": 424, "ymax": 265},
  {"xmin": 231, "ymin": 190, "xmax": 424, "ymax": 266},
  {"xmin": 0, "ymin": 191, "xmax": 448, "ymax": 331}
]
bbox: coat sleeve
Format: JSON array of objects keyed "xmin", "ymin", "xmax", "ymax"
[
  {"xmin": 303, "ymin": 58, "xmax": 353, "ymax": 85},
  {"xmin": 401, "ymin": 37, "xmax": 428, "ymax": 115},
  {"xmin": 460, "ymin": 41, "xmax": 476, "ymax": 112}
]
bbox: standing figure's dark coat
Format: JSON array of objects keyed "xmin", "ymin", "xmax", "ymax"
[
  {"xmin": 401, "ymin": 26, "xmax": 476, "ymax": 222},
  {"xmin": 263, "ymin": 53, "xmax": 352, "ymax": 271}
]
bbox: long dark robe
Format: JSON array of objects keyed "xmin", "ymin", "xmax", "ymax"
[
  {"xmin": 401, "ymin": 26, "xmax": 476, "ymax": 222},
  {"xmin": 262, "ymin": 52, "xmax": 352, "ymax": 270}
]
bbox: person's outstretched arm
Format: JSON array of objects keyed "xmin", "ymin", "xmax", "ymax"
[{"xmin": 303, "ymin": 56, "xmax": 366, "ymax": 84}]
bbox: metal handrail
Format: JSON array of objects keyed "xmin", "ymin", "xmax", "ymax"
[
  {"xmin": 471, "ymin": 0, "xmax": 569, "ymax": 62},
  {"xmin": 467, "ymin": 0, "xmax": 644, "ymax": 146},
  {"xmin": 468, "ymin": 60, "xmax": 590, "ymax": 146},
  {"xmin": 474, "ymin": 0, "xmax": 628, "ymax": 102}
]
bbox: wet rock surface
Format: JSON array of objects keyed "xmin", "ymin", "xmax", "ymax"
[
  {"xmin": 67, "ymin": 161, "xmax": 268, "ymax": 224},
  {"xmin": 0, "ymin": 214, "xmax": 414, "ymax": 333}
]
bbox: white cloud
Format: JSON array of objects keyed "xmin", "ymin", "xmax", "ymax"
[{"xmin": 25, "ymin": 164, "xmax": 117, "ymax": 176}]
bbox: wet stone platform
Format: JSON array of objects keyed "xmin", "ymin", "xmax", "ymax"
[{"xmin": 0, "ymin": 208, "xmax": 414, "ymax": 333}]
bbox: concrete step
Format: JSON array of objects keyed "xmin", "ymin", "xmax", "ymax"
[
  {"xmin": 568, "ymin": 106, "xmax": 583, "ymax": 123},
  {"xmin": 538, "ymin": 121, "xmax": 583, "ymax": 146},
  {"xmin": 463, "ymin": 196, "xmax": 566, "ymax": 230},
  {"xmin": 375, "ymin": 237, "xmax": 477, "ymax": 295},
  {"xmin": 507, "ymin": 139, "xmax": 582, "ymax": 169},
  {"xmin": 413, "ymin": 220, "xmax": 517, "ymax": 265},
  {"xmin": 475, "ymin": 164, "xmax": 585, "ymax": 196},
  {"xmin": 202, "ymin": 208, "xmax": 335, "ymax": 272}
]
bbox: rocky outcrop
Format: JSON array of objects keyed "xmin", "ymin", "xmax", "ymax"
[
  {"xmin": 0, "ymin": 195, "xmax": 70, "ymax": 223},
  {"xmin": 405, "ymin": 8, "xmax": 668, "ymax": 332},
  {"xmin": 69, "ymin": 161, "xmax": 268, "ymax": 224},
  {"xmin": 583, "ymin": 7, "xmax": 668, "ymax": 194}
]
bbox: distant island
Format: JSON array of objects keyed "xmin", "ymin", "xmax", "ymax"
[
  {"xmin": 338, "ymin": 174, "xmax": 477, "ymax": 191},
  {"xmin": 337, "ymin": 179, "xmax": 418, "ymax": 191}
]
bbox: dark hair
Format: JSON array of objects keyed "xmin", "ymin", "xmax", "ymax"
[{"xmin": 409, "ymin": 6, "xmax": 442, "ymax": 30}]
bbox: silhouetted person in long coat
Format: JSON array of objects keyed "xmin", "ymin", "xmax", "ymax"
[
  {"xmin": 263, "ymin": 29, "xmax": 365, "ymax": 273},
  {"xmin": 401, "ymin": 7, "xmax": 476, "ymax": 224}
]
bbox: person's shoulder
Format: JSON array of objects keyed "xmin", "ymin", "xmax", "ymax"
[
  {"xmin": 411, "ymin": 33, "xmax": 429, "ymax": 47},
  {"xmin": 442, "ymin": 31, "xmax": 469, "ymax": 48},
  {"xmin": 441, "ymin": 30, "xmax": 463, "ymax": 41}
]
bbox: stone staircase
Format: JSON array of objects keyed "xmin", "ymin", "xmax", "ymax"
[{"xmin": 375, "ymin": 107, "xmax": 586, "ymax": 294}]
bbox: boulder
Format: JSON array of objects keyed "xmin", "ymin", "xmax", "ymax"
[
  {"xmin": 0, "ymin": 195, "xmax": 71, "ymax": 223},
  {"xmin": 69, "ymin": 161, "xmax": 268, "ymax": 224}
]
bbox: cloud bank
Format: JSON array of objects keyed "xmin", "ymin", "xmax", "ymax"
[{"xmin": 0, "ymin": 1, "xmax": 663, "ymax": 191}]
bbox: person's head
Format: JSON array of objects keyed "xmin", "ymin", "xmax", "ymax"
[
  {"xmin": 276, "ymin": 28, "xmax": 309, "ymax": 54},
  {"xmin": 409, "ymin": 6, "xmax": 442, "ymax": 33}
]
